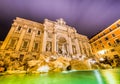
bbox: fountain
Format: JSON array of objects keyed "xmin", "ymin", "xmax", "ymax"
[{"xmin": 37, "ymin": 65, "xmax": 50, "ymax": 72}]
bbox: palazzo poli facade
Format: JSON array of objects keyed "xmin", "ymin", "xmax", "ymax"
[
  {"xmin": 90, "ymin": 19, "xmax": 120, "ymax": 59},
  {"xmin": 0, "ymin": 17, "xmax": 92, "ymax": 60}
]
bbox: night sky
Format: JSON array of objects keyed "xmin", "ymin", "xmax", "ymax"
[{"xmin": 0, "ymin": 0, "xmax": 120, "ymax": 40}]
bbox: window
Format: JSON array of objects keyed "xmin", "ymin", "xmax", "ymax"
[
  {"xmin": 108, "ymin": 42, "xmax": 111, "ymax": 46},
  {"xmin": 111, "ymin": 49, "xmax": 115, "ymax": 52},
  {"xmin": 94, "ymin": 43, "xmax": 97, "ymax": 46},
  {"xmin": 37, "ymin": 30, "xmax": 40, "ymax": 35},
  {"xmin": 116, "ymin": 24, "xmax": 120, "ymax": 27},
  {"xmin": 103, "ymin": 32, "xmax": 106, "ymax": 35},
  {"xmin": 34, "ymin": 43, "xmax": 39, "ymax": 50},
  {"xmin": 109, "ymin": 28, "xmax": 112, "ymax": 31},
  {"xmin": 17, "ymin": 26, "xmax": 21, "ymax": 31},
  {"xmin": 28, "ymin": 28, "xmax": 31, "ymax": 33},
  {"xmin": 102, "ymin": 45, "xmax": 104, "ymax": 48},
  {"xmin": 99, "ymin": 40, "xmax": 102, "ymax": 43},
  {"xmin": 22, "ymin": 41, "xmax": 28, "ymax": 48},
  {"xmin": 5, "ymin": 53, "xmax": 10, "ymax": 56},
  {"xmin": 33, "ymin": 55, "xmax": 36, "ymax": 59},
  {"xmin": 115, "ymin": 39, "xmax": 120, "ymax": 44},
  {"xmin": 114, "ymin": 55, "xmax": 119, "ymax": 58},
  {"xmin": 105, "ymin": 37, "xmax": 109, "ymax": 41},
  {"xmin": 98, "ymin": 36, "xmax": 100, "ymax": 38},
  {"xmin": 9, "ymin": 39, "xmax": 16, "ymax": 47},
  {"xmin": 112, "ymin": 34, "xmax": 115, "ymax": 37}
]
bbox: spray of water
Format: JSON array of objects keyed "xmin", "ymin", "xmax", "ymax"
[{"xmin": 37, "ymin": 65, "xmax": 50, "ymax": 72}]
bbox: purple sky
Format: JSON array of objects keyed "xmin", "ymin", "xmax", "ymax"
[{"xmin": 0, "ymin": 0, "xmax": 120, "ymax": 40}]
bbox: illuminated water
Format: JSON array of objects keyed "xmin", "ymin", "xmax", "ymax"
[{"xmin": 0, "ymin": 69, "xmax": 120, "ymax": 84}]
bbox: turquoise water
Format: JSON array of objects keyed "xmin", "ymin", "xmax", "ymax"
[{"xmin": 0, "ymin": 69, "xmax": 120, "ymax": 84}]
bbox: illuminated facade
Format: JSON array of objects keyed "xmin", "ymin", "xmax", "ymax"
[
  {"xmin": 90, "ymin": 19, "xmax": 120, "ymax": 59},
  {"xmin": 0, "ymin": 17, "xmax": 92, "ymax": 59}
]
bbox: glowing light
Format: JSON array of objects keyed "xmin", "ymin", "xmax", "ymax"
[
  {"xmin": 37, "ymin": 65, "xmax": 50, "ymax": 72},
  {"xmin": 98, "ymin": 50, "xmax": 106, "ymax": 55},
  {"xmin": 99, "ymin": 58, "xmax": 104, "ymax": 61},
  {"xmin": 88, "ymin": 59, "xmax": 96, "ymax": 64}
]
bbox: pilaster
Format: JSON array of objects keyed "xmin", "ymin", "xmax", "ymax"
[
  {"xmin": 28, "ymin": 29, "xmax": 36, "ymax": 52},
  {"xmin": 52, "ymin": 31, "xmax": 57, "ymax": 54},
  {"xmin": 42, "ymin": 27, "xmax": 47, "ymax": 53},
  {"xmin": 15, "ymin": 29, "xmax": 26, "ymax": 51},
  {"xmin": 79, "ymin": 41, "xmax": 84, "ymax": 55},
  {"xmin": 75, "ymin": 38, "xmax": 81, "ymax": 55},
  {"xmin": 68, "ymin": 35, "xmax": 73, "ymax": 55}
]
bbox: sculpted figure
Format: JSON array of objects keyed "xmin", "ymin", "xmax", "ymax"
[{"xmin": 46, "ymin": 42, "xmax": 51, "ymax": 51}]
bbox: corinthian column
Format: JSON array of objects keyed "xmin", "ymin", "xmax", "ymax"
[
  {"xmin": 28, "ymin": 28, "xmax": 36, "ymax": 52},
  {"xmin": 84, "ymin": 43, "xmax": 89, "ymax": 57},
  {"xmin": 15, "ymin": 28, "xmax": 26, "ymax": 51},
  {"xmin": 75, "ymin": 38, "xmax": 81, "ymax": 55},
  {"xmin": 68, "ymin": 35, "xmax": 73, "ymax": 55},
  {"xmin": 79, "ymin": 41, "xmax": 84, "ymax": 55},
  {"xmin": 52, "ymin": 31, "xmax": 57, "ymax": 54},
  {"xmin": 42, "ymin": 27, "xmax": 47, "ymax": 53},
  {"xmin": 88, "ymin": 44, "xmax": 93, "ymax": 55}
]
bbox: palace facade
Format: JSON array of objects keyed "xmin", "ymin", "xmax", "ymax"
[
  {"xmin": 0, "ymin": 17, "xmax": 92, "ymax": 60},
  {"xmin": 90, "ymin": 19, "xmax": 120, "ymax": 59}
]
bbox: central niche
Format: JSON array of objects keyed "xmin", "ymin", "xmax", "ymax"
[{"xmin": 57, "ymin": 37, "xmax": 68, "ymax": 55}]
